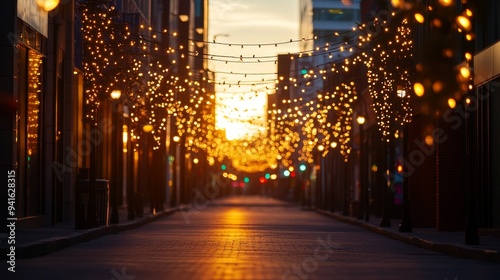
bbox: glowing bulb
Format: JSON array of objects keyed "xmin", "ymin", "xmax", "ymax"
[
  {"xmin": 438, "ymin": 0, "xmax": 453, "ymax": 7},
  {"xmin": 456, "ymin": 16, "xmax": 471, "ymax": 31},
  {"xmin": 397, "ymin": 89, "xmax": 406, "ymax": 98},
  {"xmin": 425, "ymin": 135, "xmax": 434, "ymax": 146},
  {"xmin": 36, "ymin": 0, "xmax": 59, "ymax": 12},
  {"xmin": 448, "ymin": 98, "xmax": 456, "ymax": 109},
  {"xmin": 397, "ymin": 165, "xmax": 403, "ymax": 173},
  {"xmin": 110, "ymin": 89, "xmax": 121, "ymax": 100},
  {"xmin": 414, "ymin": 83, "xmax": 425, "ymax": 97},
  {"xmin": 414, "ymin": 13, "xmax": 425, "ymax": 23},
  {"xmin": 142, "ymin": 124, "xmax": 153, "ymax": 133},
  {"xmin": 432, "ymin": 81, "xmax": 443, "ymax": 93},
  {"xmin": 460, "ymin": 67, "xmax": 471, "ymax": 79}
]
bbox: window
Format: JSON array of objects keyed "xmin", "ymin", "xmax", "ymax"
[{"xmin": 313, "ymin": 8, "xmax": 359, "ymax": 22}]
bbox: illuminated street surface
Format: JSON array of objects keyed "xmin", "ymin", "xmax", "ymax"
[{"xmin": 13, "ymin": 196, "xmax": 500, "ymax": 280}]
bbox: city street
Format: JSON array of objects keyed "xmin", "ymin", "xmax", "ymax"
[
  {"xmin": 10, "ymin": 196, "xmax": 500, "ymax": 280},
  {"xmin": 3, "ymin": 1, "xmax": 500, "ymax": 279}
]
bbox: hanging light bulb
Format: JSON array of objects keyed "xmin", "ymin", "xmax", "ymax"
[{"xmin": 456, "ymin": 15, "xmax": 471, "ymax": 31}]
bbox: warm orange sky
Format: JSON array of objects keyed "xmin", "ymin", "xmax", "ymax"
[{"xmin": 208, "ymin": 0, "xmax": 300, "ymax": 140}]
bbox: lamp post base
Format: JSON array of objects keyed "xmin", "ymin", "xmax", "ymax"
[
  {"xmin": 110, "ymin": 207, "xmax": 119, "ymax": 224},
  {"xmin": 398, "ymin": 208, "xmax": 412, "ymax": 232},
  {"xmin": 379, "ymin": 214, "xmax": 391, "ymax": 227},
  {"xmin": 465, "ymin": 213, "xmax": 479, "ymax": 245},
  {"xmin": 380, "ymin": 195, "xmax": 391, "ymax": 227}
]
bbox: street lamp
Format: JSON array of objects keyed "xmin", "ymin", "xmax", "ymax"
[
  {"xmin": 356, "ymin": 115, "xmax": 366, "ymax": 125},
  {"xmin": 110, "ymin": 89, "xmax": 122, "ymax": 224},
  {"xmin": 36, "ymin": 0, "xmax": 59, "ymax": 12},
  {"xmin": 111, "ymin": 89, "xmax": 121, "ymax": 100},
  {"xmin": 142, "ymin": 124, "xmax": 154, "ymax": 133},
  {"xmin": 356, "ymin": 114, "xmax": 366, "ymax": 220},
  {"xmin": 397, "ymin": 87, "xmax": 412, "ymax": 232}
]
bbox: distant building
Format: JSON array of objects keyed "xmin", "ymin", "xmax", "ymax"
[{"xmin": 297, "ymin": 0, "xmax": 361, "ymax": 99}]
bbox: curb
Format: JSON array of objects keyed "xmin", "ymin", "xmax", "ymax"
[
  {"xmin": 316, "ymin": 209, "xmax": 500, "ymax": 263},
  {"xmin": 2, "ymin": 206, "xmax": 185, "ymax": 259}
]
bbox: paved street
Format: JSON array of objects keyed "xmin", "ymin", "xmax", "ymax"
[{"xmin": 9, "ymin": 196, "xmax": 500, "ymax": 280}]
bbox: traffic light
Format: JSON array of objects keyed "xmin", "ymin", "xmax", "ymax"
[
  {"xmin": 283, "ymin": 170, "xmax": 290, "ymax": 177},
  {"xmin": 265, "ymin": 173, "xmax": 271, "ymax": 179},
  {"xmin": 299, "ymin": 164, "xmax": 307, "ymax": 172},
  {"xmin": 221, "ymin": 164, "xmax": 227, "ymax": 171},
  {"xmin": 244, "ymin": 177, "xmax": 250, "ymax": 183},
  {"xmin": 259, "ymin": 177, "xmax": 267, "ymax": 184}
]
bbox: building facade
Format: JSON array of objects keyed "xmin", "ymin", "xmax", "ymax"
[
  {"xmin": 290, "ymin": 0, "xmax": 500, "ymax": 237},
  {"xmin": 0, "ymin": 0, "xmax": 209, "ymax": 235},
  {"xmin": 0, "ymin": 0, "xmax": 79, "ymax": 232}
]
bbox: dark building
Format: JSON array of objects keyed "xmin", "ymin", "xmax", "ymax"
[
  {"xmin": 0, "ymin": 0, "xmax": 210, "ymax": 234},
  {"xmin": 1, "ymin": 0, "xmax": 79, "ymax": 231},
  {"xmin": 357, "ymin": 0, "xmax": 500, "ymax": 234}
]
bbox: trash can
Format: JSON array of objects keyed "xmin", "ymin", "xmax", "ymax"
[{"xmin": 75, "ymin": 179, "xmax": 110, "ymax": 229}]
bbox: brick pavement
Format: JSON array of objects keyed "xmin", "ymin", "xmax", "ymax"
[{"xmin": 6, "ymin": 195, "xmax": 500, "ymax": 280}]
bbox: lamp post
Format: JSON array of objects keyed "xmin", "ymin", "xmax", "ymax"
[
  {"xmin": 398, "ymin": 124, "xmax": 412, "ymax": 232},
  {"xmin": 172, "ymin": 135, "xmax": 181, "ymax": 206},
  {"xmin": 379, "ymin": 140, "xmax": 392, "ymax": 227},
  {"xmin": 397, "ymin": 88, "xmax": 412, "ymax": 232},
  {"xmin": 342, "ymin": 153, "xmax": 350, "ymax": 216},
  {"xmin": 356, "ymin": 115, "xmax": 369, "ymax": 220},
  {"xmin": 110, "ymin": 89, "xmax": 121, "ymax": 224}
]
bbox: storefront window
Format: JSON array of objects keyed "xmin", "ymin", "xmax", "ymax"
[
  {"xmin": 16, "ymin": 46, "xmax": 43, "ymax": 217},
  {"xmin": 27, "ymin": 50, "xmax": 42, "ymax": 179}
]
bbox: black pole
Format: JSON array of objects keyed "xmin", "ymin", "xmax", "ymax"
[
  {"xmin": 364, "ymin": 127, "xmax": 370, "ymax": 222},
  {"xmin": 379, "ymin": 140, "xmax": 391, "ymax": 227},
  {"xmin": 465, "ymin": 86, "xmax": 479, "ymax": 244},
  {"xmin": 109, "ymin": 100, "xmax": 119, "ymax": 224},
  {"xmin": 399, "ymin": 125, "xmax": 412, "ymax": 232},
  {"xmin": 127, "ymin": 120, "xmax": 135, "ymax": 220},
  {"xmin": 342, "ymin": 158, "xmax": 350, "ymax": 216},
  {"xmin": 357, "ymin": 124, "xmax": 364, "ymax": 220},
  {"xmin": 178, "ymin": 0, "xmax": 190, "ymax": 205},
  {"xmin": 88, "ymin": 118, "xmax": 98, "ymax": 228}
]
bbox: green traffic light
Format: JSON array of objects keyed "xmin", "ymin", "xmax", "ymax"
[
  {"xmin": 221, "ymin": 164, "xmax": 227, "ymax": 171},
  {"xmin": 299, "ymin": 164, "xmax": 306, "ymax": 171},
  {"xmin": 301, "ymin": 69, "xmax": 307, "ymax": 75},
  {"xmin": 265, "ymin": 173, "xmax": 270, "ymax": 179},
  {"xmin": 244, "ymin": 177, "xmax": 250, "ymax": 183}
]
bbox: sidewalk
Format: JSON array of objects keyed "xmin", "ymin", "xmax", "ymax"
[
  {"xmin": 0, "ymin": 205, "xmax": 184, "ymax": 259},
  {"xmin": 316, "ymin": 209, "xmax": 500, "ymax": 263}
]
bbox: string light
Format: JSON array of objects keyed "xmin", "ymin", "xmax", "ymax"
[{"xmin": 79, "ymin": 0, "xmax": 472, "ymax": 171}]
